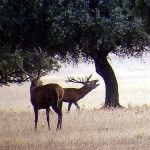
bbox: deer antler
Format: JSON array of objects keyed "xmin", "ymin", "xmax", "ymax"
[
  {"xmin": 86, "ymin": 74, "xmax": 92, "ymax": 82},
  {"xmin": 66, "ymin": 77, "xmax": 83, "ymax": 83},
  {"xmin": 15, "ymin": 50, "xmax": 34, "ymax": 78},
  {"xmin": 34, "ymin": 47, "xmax": 43, "ymax": 79},
  {"xmin": 34, "ymin": 47, "xmax": 48, "ymax": 79},
  {"xmin": 66, "ymin": 74, "xmax": 93, "ymax": 84},
  {"xmin": 15, "ymin": 47, "xmax": 46, "ymax": 79}
]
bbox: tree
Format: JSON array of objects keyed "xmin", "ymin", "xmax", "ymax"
[
  {"xmin": 49, "ymin": 0, "xmax": 149, "ymax": 107},
  {"xmin": 0, "ymin": 0, "xmax": 149, "ymax": 107}
]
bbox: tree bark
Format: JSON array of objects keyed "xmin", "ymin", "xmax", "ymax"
[{"xmin": 94, "ymin": 55, "xmax": 122, "ymax": 108}]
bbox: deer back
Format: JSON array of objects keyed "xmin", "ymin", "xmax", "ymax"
[
  {"xmin": 63, "ymin": 84, "xmax": 96, "ymax": 102},
  {"xmin": 30, "ymin": 83, "xmax": 64, "ymax": 109},
  {"xmin": 63, "ymin": 88, "xmax": 81, "ymax": 101}
]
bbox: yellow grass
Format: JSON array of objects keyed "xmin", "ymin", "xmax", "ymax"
[{"xmin": 0, "ymin": 108, "xmax": 150, "ymax": 150}]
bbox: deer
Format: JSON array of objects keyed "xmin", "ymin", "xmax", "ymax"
[
  {"xmin": 63, "ymin": 74, "xmax": 99, "ymax": 112},
  {"xmin": 15, "ymin": 48, "xmax": 64, "ymax": 130}
]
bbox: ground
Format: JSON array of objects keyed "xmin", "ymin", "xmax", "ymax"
[{"xmin": 0, "ymin": 107, "xmax": 150, "ymax": 150}]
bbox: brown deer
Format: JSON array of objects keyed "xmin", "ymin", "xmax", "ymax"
[
  {"xmin": 15, "ymin": 48, "xmax": 64, "ymax": 130},
  {"xmin": 63, "ymin": 74, "xmax": 99, "ymax": 112}
]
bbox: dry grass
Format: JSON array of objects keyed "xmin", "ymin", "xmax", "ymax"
[{"xmin": 0, "ymin": 108, "xmax": 150, "ymax": 150}]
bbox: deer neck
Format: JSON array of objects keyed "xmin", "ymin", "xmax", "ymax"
[
  {"xmin": 30, "ymin": 85, "xmax": 34, "ymax": 93},
  {"xmin": 30, "ymin": 83, "xmax": 39, "ymax": 96},
  {"xmin": 77, "ymin": 85, "xmax": 92, "ymax": 99},
  {"xmin": 30, "ymin": 85, "xmax": 35, "ymax": 98},
  {"xmin": 30, "ymin": 78, "xmax": 42, "ymax": 93}
]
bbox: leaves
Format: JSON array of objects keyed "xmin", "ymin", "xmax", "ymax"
[
  {"xmin": 0, "ymin": 49, "xmax": 60, "ymax": 86},
  {"xmin": 0, "ymin": 0, "xmax": 149, "ymax": 85}
]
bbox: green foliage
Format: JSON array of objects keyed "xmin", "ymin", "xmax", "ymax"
[
  {"xmin": 0, "ymin": 0, "xmax": 148, "ymax": 57},
  {"xmin": 131, "ymin": 0, "xmax": 150, "ymax": 33},
  {"xmin": 0, "ymin": 50, "xmax": 60, "ymax": 86},
  {"xmin": 53, "ymin": 0, "xmax": 149, "ymax": 59},
  {"xmin": 0, "ymin": 0, "xmax": 149, "ymax": 85}
]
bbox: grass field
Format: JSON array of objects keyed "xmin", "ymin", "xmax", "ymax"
[
  {"xmin": 0, "ymin": 108, "xmax": 150, "ymax": 150},
  {"xmin": 1, "ymin": 54, "xmax": 150, "ymax": 149}
]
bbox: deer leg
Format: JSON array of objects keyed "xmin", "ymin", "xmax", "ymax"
[
  {"xmin": 52, "ymin": 104, "xmax": 62, "ymax": 130},
  {"xmin": 46, "ymin": 107, "xmax": 50, "ymax": 130},
  {"xmin": 57, "ymin": 111, "xmax": 62, "ymax": 130},
  {"xmin": 49, "ymin": 108, "xmax": 53, "ymax": 115},
  {"xmin": 68, "ymin": 102, "xmax": 72, "ymax": 113},
  {"xmin": 74, "ymin": 102, "xmax": 80, "ymax": 110},
  {"xmin": 34, "ymin": 107, "xmax": 38, "ymax": 130},
  {"xmin": 58, "ymin": 101, "xmax": 63, "ymax": 129}
]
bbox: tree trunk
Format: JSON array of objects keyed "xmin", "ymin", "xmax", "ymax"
[{"xmin": 94, "ymin": 55, "xmax": 122, "ymax": 108}]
